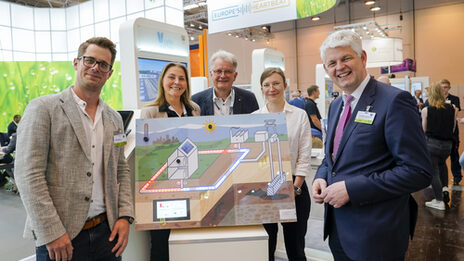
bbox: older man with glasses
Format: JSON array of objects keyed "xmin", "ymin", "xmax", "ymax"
[{"xmin": 192, "ymin": 50, "xmax": 259, "ymax": 116}]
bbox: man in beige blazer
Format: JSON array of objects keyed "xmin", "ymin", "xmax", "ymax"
[{"xmin": 15, "ymin": 37, "xmax": 133, "ymax": 261}]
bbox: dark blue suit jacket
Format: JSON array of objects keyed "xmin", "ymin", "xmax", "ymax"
[
  {"xmin": 315, "ymin": 77, "xmax": 432, "ymax": 260},
  {"xmin": 191, "ymin": 86, "xmax": 259, "ymax": 116}
]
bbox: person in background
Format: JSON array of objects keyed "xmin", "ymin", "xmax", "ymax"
[
  {"xmin": 377, "ymin": 75, "xmax": 391, "ymax": 85},
  {"xmin": 441, "ymin": 79, "xmax": 462, "ymax": 185},
  {"xmin": 312, "ymin": 30, "xmax": 432, "ymax": 261},
  {"xmin": 414, "ymin": 89, "xmax": 424, "ymax": 111},
  {"xmin": 304, "ymin": 85, "xmax": 323, "ymax": 140},
  {"xmin": 140, "ymin": 62, "xmax": 201, "ymax": 261},
  {"xmin": 421, "ymin": 82, "xmax": 456, "ymax": 210},
  {"xmin": 288, "ymin": 90, "xmax": 306, "ymax": 109},
  {"xmin": 15, "ymin": 37, "xmax": 134, "ymax": 261},
  {"xmin": 192, "ymin": 50, "xmax": 259, "ymax": 116},
  {"xmin": 7, "ymin": 114, "xmax": 21, "ymax": 138},
  {"xmin": 254, "ymin": 67, "xmax": 311, "ymax": 261}
]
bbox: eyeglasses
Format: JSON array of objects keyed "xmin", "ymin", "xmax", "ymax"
[
  {"xmin": 78, "ymin": 56, "xmax": 112, "ymax": 73},
  {"xmin": 262, "ymin": 82, "xmax": 282, "ymax": 88},
  {"xmin": 212, "ymin": 69, "xmax": 234, "ymax": 76}
]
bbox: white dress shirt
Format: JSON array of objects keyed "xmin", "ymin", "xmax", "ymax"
[
  {"xmin": 71, "ymin": 87, "xmax": 106, "ymax": 218},
  {"xmin": 340, "ymin": 74, "xmax": 371, "ymax": 114},
  {"xmin": 213, "ymin": 88, "xmax": 235, "ymax": 115},
  {"xmin": 254, "ymin": 102, "xmax": 312, "ymax": 177}
]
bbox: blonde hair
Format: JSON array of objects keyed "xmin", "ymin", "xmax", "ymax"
[
  {"xmin": 151, "ymin": 63, "xmax": 193, "ymax": 107},
  {"xmin": 427, "ymin": 82, "xmax": 446, "ymax": 109}
]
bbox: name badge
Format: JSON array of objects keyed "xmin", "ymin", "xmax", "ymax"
[
  {"xmin": 354, "ymin": 111, "xmax": 376, "ymax": 124},
  {"xmin": 445, "ymin": 99, "xmax": 451, "ymax": 104},
  {"xmin": 114, "ymin": 132, "xmax": 127, "ymax": 146}
]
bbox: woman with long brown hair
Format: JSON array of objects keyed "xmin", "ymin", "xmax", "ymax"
[{"xmin": 140, "ymin": 62, "xmax": 200, "ymax": 261}]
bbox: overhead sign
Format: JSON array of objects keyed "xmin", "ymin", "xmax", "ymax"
[
  {"xmin": 363, "ymin": 37, "xmax": 403, "ymax": 68},
  {"xmin": 207, "ymin": 0, "xmax": 337, "ymax": 34}
]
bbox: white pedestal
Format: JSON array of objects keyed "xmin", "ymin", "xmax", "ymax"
[{"xmin": 169, "ymin": 225, "xmax": 268, "ymax": 261}]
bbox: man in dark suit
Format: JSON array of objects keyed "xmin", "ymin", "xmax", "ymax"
[
  {"xmin": 192, "ymin": 50, "xmax": 259, "ymax": 115},
  {"xmin": 441, "ymin": 79, "xmax": 462, "ymax": 185},
  {"xmin": 312, "ymin": 30, "xmax": 432, "ymax": 261},
  {"xmin": 7, "ymin": 114, "xmax": 21, "ymax": 138}
]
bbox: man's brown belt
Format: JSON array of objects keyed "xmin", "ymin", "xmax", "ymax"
[{"xmin": 82, "ymin": 212, "xmax": 107, "ymax": 230}]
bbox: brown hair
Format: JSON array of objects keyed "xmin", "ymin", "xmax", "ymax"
[
  {"xmin": 151, "ymin": 63, "xmax": 193, "ymax": 107},
  {"xmin": 428, "ymin": 82, "xmax": 446, "ymax": 109},
  {"xmin": 307, "ymin": 85, "xmax": 319, "ymax": 97},
  {"xmin": 78, "ymin": 37, "xmax": 117, "ymax": 65},
  {"xmin": 260, "ymin": 67, "xmax": 286, "ymax": 86}
]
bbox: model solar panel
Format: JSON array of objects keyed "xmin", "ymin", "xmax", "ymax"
[{"xmin": 181, "ymin": 140, "xmax": 194, "ymax": 154}]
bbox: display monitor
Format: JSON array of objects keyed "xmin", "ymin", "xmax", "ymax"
[
  {"xmin": 137, "ymin": 58, "xmax": 187, "ymax": 103},
  {"xmin": 153, "ymin": 198, "xmax": 190, "ymax": 221}
]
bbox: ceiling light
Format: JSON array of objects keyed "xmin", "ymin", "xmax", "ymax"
[
  {"xmin": 311, "ymin": 16, "xmax": 320, "ymax": 21},
  {"xmin": 227, "ymin": 33, "xmax": 232, "ymax": 36},
  {"xmin": 190, "ymin": 23, "xmax": 195, "ymax": 27},
  {"xmin": 184, "ymin": 4, "xmax": 198, "ymax": 10},
  {"xmin": 199, "ymin": 25, "xmax": 203, "ymax": 29},
  {"xmin": 252, "ymin": 39, "xmax": 256, "ymax": 42},
  {"xmin": 235, "ymin": 35, "xmax": 239, "ymax": 38},
  {"xmin": 198, "ymin": 2, "xmax": 207, "ymax": 7},
  {"xmin": 190, "ymin": 36, "xmax": 194, "ymax": 41},
  {"xmin": 370, "ymin": 6, "xmax": 381, "ymax": 11},
  {"xmin": 364, "ymin": 0, "xmax": 376, "ymax": 6}
]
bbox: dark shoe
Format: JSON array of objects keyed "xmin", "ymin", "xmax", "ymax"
[
  {"xmin": 443, "ymin": 191, "xmax": 450, "ymax": 204},
  {"xmin": 453, "ymin": 180, "xmax": 461, "ymax": 186}
]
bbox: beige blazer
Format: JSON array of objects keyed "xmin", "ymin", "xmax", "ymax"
[
  {"xmin": 15, "ymin": 87, "xmax": 133, "ymax": 246},
  {"xmin": 140, "ymin": 102, "xmax": 201, "ymax": 118}
]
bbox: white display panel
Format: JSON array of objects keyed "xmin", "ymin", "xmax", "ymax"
[
  {"xmin": 1, "ymin": 1, "xmax": 184, "ymax": 62},
  {"xmin": 110, "ymin": 0, "xmax": 126, "ymax": 19},
  {"xmin": 110, "ymin": 17, "xmax": 127, "ymax": 43},
  {"xmin": 50, "ymin": 9, "xmax": 66, "ymax": 31},
  {"xmin": 145, "ymin": 8, "xmax": 165, "ymax": 23},
  {"xmin": 66, "ymin": 6, "xmax": 80, "ymax": 30},
  {"xmin": 36, "ymin": 53, "xmax": 51, "ymax": 61},
  {"xmin": 79, "ymin": 1, "xmax": 95, "ymax": 27},
  {"xmin": 11, "ymin": 5, "xmax": 33, "ymax": 30},
  {"xmin": 34, "ymin": 9, "xmax": 50, "ymax": 31},
  {"xmin": 35, "ymin": 31, "xmax": 51, "ymax": 53},
  {"xmin": 51, "ymin": 32, "xmax": 67, "ymax": 53},
  {"xmin": 0, "ymin": 50, "xmax": 13, "ymax": 61},
  {"xmin": 13, "ymin": 51, "xmax": 34, "ymax": 61},
  {"xmin": 0, "ymin": 2, "xmax": 10, "ymax": 26},
  {"xmin": 94, "ymin": 0, "xmax": 110, "ymax": 23},
  {"xmin": 165, "ymin": 0, "xmax": 183, "ymax": 10},
  {"xmin": 166, "ymin": 7, "xmax": 184, "ymax": 28},
  {"xmin": 67, "ymin": 29, "xmax": 81, "ymax": 53},
  {"xmin": 52, "ymin": 53, "xmax": 68, "ymax": 61},
  {"xmin": 12, "ymin": 28, "xmax": 35, "ymax": 52},
  {"xmin": 145, "ymin": 0, "xmax": 164, "ymax": 9},
  {"xmin": 95, "ymin": 21, "xmax": 111, "ymax": 39},
  {"xmin": 0, "ymin": 26, "xmax": 12, "ymax": 50},
  {"xmin": 80, "ymin": 25, "xmax": 95, "ymax": 45},
  {"xmin": 127, "ymin": 0, "xmax": 145, "ymax": 15}
]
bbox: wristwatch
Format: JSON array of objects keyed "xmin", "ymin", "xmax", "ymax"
[
  {"xmin": 294, "ymin": 185, "xmax": 302, "ymax": 196},
  {"xmin": 119, "ymin": 216, "xmax": 134, "ymax": 224}
]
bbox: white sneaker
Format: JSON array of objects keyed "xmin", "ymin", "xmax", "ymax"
[
  {"xmin": 425, "ymin": 199, "xmax": 446, "ymax": 210},
  {"xmin": 442, "ymin": 186, "xmax": 449, "ymax": 192}
]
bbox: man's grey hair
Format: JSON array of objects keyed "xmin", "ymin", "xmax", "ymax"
[
  {"xmin": 320, "ymin": 30, "xmax": 363, "ymax": 64},
  {"xmin": 209, "ymin": 50, "xmax": 238, "ymax": 71}
]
